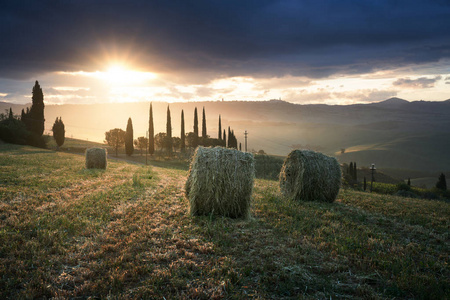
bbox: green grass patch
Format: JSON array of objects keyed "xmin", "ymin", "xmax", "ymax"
[{"xmin": 1, "ymin": 142, "xmax": 448, "ymax": 299}]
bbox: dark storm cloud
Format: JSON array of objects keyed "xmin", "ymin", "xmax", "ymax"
[
  {"xmin": 1, "ymin": 0, "xmax": 450, "ymax": 80},
  {"xmin": 393, "ymin": 76, "xmax": 442, "ymax": 88}
]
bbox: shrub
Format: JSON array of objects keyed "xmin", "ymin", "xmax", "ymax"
[{"xmin": 396, "ymin": 182, "xmax": 411, "ymax": 192}]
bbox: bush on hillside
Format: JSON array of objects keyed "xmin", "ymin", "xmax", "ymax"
[
  {"xmin": 0, "ymin": 118, "xmax": 47, "ymax": 148},
  {"xmin": 0, "ymin": 118, "xmax": 29, "ymax": 145},
  {"xmin": 396, "ymin": 182, "xmax": 411, "ymax": 192}
]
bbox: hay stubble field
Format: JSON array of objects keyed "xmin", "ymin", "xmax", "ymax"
[{"xmin": 0, "ymin": 142, "xmax": 449, "ymax": 299}]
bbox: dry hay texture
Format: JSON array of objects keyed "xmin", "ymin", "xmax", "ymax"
[
  {"xmin": 279, "ymin": 150, "xmax": 341, "ymax": 203},
  {"xmin": 185, "ymin": 146, "xmax": 255, "ymax": 219},
  {"xmin": 85, "ymin": 147, "xmax": 107, "ymax": 169}
]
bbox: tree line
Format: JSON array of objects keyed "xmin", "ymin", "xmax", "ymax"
[
  {"xmin": 104, "ymin": 102, "xmax": 241, "ymax": 157},
  {"xmin": 0, "ymin": 81, "xmax": 65, "ymax": 149}
]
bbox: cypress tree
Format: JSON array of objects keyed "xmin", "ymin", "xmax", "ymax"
[
  {"xmin": 202, "ymin": 107, "xmax": 207, "ymax": 138},
  {"xmin": 227, "ymin": 127, "xmax": 231, "ymax": 148},
  {"xmin": 223, "ymin": 129, "xmax": 226, "ymax": 147},
  {"xmin": 181, "ymin": 109, "xmax": 185, "ymax": 152},
  {"xmin": 436, "ymin": 173, "xmax": 447, "ymax": 190},
  {"xmin": 222, "ymin": 129, "xmax": 227, "ymax": 148},
  {"xmin": 364, "ymin": 177, "xmax": 367, "ymax": 191},
  {"xmin": 25, "ymin": 80, "xmax": 45, "ymax": 136},
  {"xmin": 21, "ymin": 109, "xmax": 25, "ymax": 120},
  {"xmin": 407, "ymin": 178, "xmax": 411, "ymax": 186},
  {"xmin": 353, "ymin": 162, "xmax": 357, "ymax": 181},
  {"xmin": 349, "ymin": 162, "xmax": 353, "ymax": 176},
  {"xmin": 193, "ymin": 107, "xmax": 198, "ymax": 147},
  {"xmin": 149, "ymin": 103, "xmax": 154, "ymax": 155},
  {"xmin": 125, "ymin": 117, "xmax": 134, "ymax": 156},
  {"xmin": 239, "ymin": 143, "xmax": 242, "ymax": 151},
  {"xmin": 218, "ymin": 115, "xmax": 222, "ymax": 140},
  {"xmin": 8, "ymin": 108, "xmax": 13, "ymax": 119},
  {"xmin": 166, "ymin": 105, "xmax": 172, "ymax": 153},
  {"xmin": 52, "ymin": 117, "xmax": 65, "ymax": 148}
]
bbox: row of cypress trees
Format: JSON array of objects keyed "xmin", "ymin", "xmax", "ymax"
[{"xmin": 147, "ymin": 103, "xmax": 239, "ymax": 155}]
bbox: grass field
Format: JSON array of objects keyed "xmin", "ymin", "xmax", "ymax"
[{"xmin": 0, "ymin": 142, "xmax": 449, "ymax": 299}]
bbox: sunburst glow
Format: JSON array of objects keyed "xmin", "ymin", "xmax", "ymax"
[
  {"xmin": 58, "ymin": 64, "xmax": 157, "ymax": 86},
  {"xmin": 101, "ymin": 64, "xmax": 157, "ymax": 85}
]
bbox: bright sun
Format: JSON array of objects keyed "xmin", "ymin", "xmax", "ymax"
[{"xmin": 101, "ymin": 64, "xmax": 157, "ymax": 85}]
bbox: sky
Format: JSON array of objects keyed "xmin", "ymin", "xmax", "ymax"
[{"xmin": 1, "ymin": 0, "xmax": 450, "ymax": 106}]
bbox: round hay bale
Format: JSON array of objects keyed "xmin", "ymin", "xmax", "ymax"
[
  {"xmin": 85, "ymin": 147, "xmax": 107, "ymax": 169},
  {"xmin": 279, "ymin": 150, "xmax": 341, "ymax": 202},
  {"xmin": 185, "ymin": 146, "xmax": 255, "ymax": 219}
]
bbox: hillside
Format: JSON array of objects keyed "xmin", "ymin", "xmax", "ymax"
[
  {"xmin": 2, "ymin": 98, "xmax": 450, "ymax": 174},
  {"xmin": 0, "ymin": 143, "xmax": 449, "ymax": 298}
]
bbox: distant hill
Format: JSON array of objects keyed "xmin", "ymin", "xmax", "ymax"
[
  {"xmin": 371, "ymin": 97, "xmax": 409, "ymax": 108},
  {"xmin": 1, "ymin": 98, "xmax": 449, "ymax": 175}
]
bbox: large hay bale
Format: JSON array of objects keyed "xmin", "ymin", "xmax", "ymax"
[
  {"xmin": 185, "ymin": 146, "xmax": 255, "ymax": 219},
  {"xmin": 85, "ymin": 147, "xmax": 107, "ymax": 169},
  {"xmin": 279, "ymin": 150, "xmax": 341, "ymax": 202}
]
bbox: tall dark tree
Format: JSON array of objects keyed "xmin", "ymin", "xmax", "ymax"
[
  {"xmin": 166, "ymin": 105, "xmax": 172, "ymax": 153},
  {"xmin": 349, "ymin": 162, "xmax": 354, "ymax": 177},
  {"xmin": 436, "ymin": 173, "xmax": 447, "ymax": 190},
  {"xmin": 193, "ymin": 107, "xmax": 199, "ymax": 147},
  {"xmin": 181, "ymin": 109, "xmax": 186, "ymax": 152},
  {"xmin": 218, "ymin": 115, "xmax": 222, "ymax": 140},
  {"xmin": 223, "ymin": 130, "xmax": 227, "ymax": 147},
  {"xmin": 149, "ymin": 103, "xmax": 154, "ymax": 155},
  {"xmin": 202, "ymin": 106, "xmax": 207, "ymax": 138},
  {"xmin": 231, "ymin": 130, "xmax": 237, "ymax": 149},
  {"xmin": 23, "ymin": 81, "xmax": 45, "ymax": 136},
  {"xmin": 8, "ymin": 108, "xmax": 13, "ymax": 119},
  {"xmin": 353, "ymin": 162, "xmax": 357, "ymax": 181},
  {"xmin": 239, "ymin": 143, "xmax": 242, "ymax": 151},
  {"xmin": 227, "ymin": 127, "xmax": 231, "ymax": 148},
  {"xmin": 21, "ymin": 109, "xmax": 25, "ymax": 120},
  {"xmin": 52, "ymin": 117, "xmax": 65, "ymax": 148},
  {"xmin": 125, "ymin": 117, "xmax": 134, "ymax": 156}
]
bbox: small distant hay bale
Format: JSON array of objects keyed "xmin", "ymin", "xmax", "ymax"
[
  {"xmin": 85, "ymin": 147, "xmax": 107, "ymax": 169},
  {"xmin": 185, "ymin": 146, "xmax": 255, "ymax": 219},
  {"xmin": 279, "ymin": 150, "xmax": 341, "ymax": 202}
]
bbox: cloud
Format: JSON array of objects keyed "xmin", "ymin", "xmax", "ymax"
[
  {"xmin": 445, "ymin": 76, "xmax": 450, "ymax": 84},
  {"xmin": 393, "ymin": 76, "xmax": 442, "ymax": 88},
  {"xmin": 0, "ymin": 1, "xmax": 449, "ymax": 81}
]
